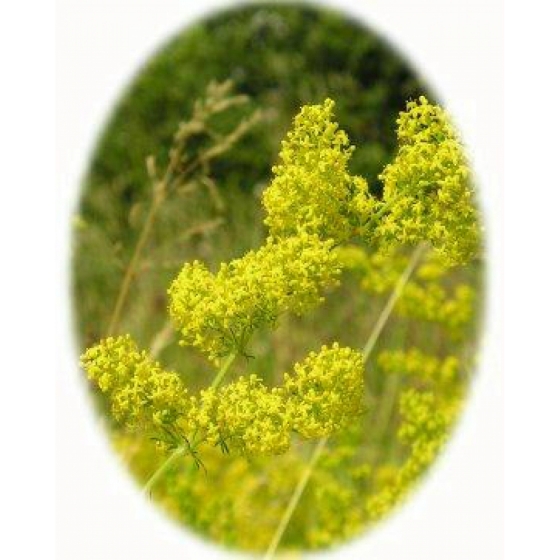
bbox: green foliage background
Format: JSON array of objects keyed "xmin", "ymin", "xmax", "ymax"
[{"xmin": 74, "ymin": 2, "xmax": 427, "ymax": 349}]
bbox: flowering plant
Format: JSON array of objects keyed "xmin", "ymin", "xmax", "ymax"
[{"xmin": 80, "ymin": 95, "xmax": 481, "ymax": 553}]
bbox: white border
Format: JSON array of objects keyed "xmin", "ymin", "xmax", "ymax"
[{"xmin": 55, "ymin": 1, "xmax": 504, "ymax": 559}]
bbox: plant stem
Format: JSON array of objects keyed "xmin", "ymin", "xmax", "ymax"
[
  {"xmin": 373, "ymin": 373, "xmax": 401, "ymax": 441},
  {"xmin": 263, "ymin": 437, "xmax": 327, "ymax": 560},
  {"xmin": 362, "ymin": 243, "xmax": 428, "ymax": 361},
  {"xmin": 141, "ymin": 350, "xmax": 237, "ymax": 495},
  {"xmin": 107, "ymin": 193, "xmax": 163, "ymax": 336},
  {"xmin": 262, "ymin": 243, "xmax": 427, "ymax": 559},
  {"xmin": 143, "ymin": 443, "xmax": 186, "ymax": 496},
  {"xmin": 211, "ymin": 352, "xmax": 237, "ymax": 389},
  {"xmin": 149, "ymin": 321, "xmax": 175, "ymax": 358},
  {"xmin": 104, "ymin": 85, "xmax": 261, "ymax": 337}
]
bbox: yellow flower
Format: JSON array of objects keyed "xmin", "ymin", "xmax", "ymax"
[
  {"xmin": 374, "ymin": 96, "xmax": 480, "ymax": 265},
  {"xmin": 80, "ymin": 335, "xmax": 191, "ymax": 441},
  {"xmin": 366, "ymin": 388, "xmax": 460, "ymax": 522},
  {"xmin": 377, "ymin": 348, "xmax": 460, "ymax": 387},
  {"xmin": 284, "ymin": 343, "xmax": 365, "ymax": 438},
  {"xmin": 191, "ymin": 375, "xmax": 292, "ymax": 455},
  {"xmin": 168, "ymin": 231, "xmax": 341, "ymax": 363},
  {"xmin": 186, "ymin": 344, "xmax": 366, "ymax": 454},
  {"xmin": 263, "ymin": 99, "xmax": 374, "ymax": 243}
]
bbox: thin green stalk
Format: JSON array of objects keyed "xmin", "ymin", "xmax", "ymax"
[
  {"xmin": 106, "ymin": 141, "xmax": 186, "ymax": 338},
  {"xmin": 149, "ymin": 321, "xmax": 175, "ymax": 358},
  {"xmin": 373, "ymin": 373, "xmax": 401, "ymax": 441},
  {"xmin": 263, "ymin": 243, "xmax": 427, "ymax": 559},
  {"xmin": 362, "ymin": 243, "xmax": 427, "ymax": 361},
  {"xmin": 107, "ymin": 193, "xmax": 163, "ymax": 336},
  {"xmin": 211, "ymin": 352, "xmax": 237, "ymax": 389},
  {"xmin": 105, "ymin": 89, "xmax": 258, "ymax": 337},
  {"xmin": 142, "ymin": 350, "xmax": 237, "ymax": 495},
  {"xmin": 143, "ymin": 443, "xmax": 186, "ymax": 496},
  {"xmin": 263, "ymin": 437, "xmax": 327, "ymax": 560}
]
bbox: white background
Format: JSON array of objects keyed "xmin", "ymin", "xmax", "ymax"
[
  {"xmin": 8, "ymin": 0, "xmax": 556, "ymax": 558},
  {"xmin": 57, "ymin": 1, "xmax": 503, "ymax": 559}
]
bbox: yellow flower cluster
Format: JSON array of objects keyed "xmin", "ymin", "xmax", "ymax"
[
  {"xmin": 113, "ymin": 382, "xmax": 462, "ymax": 550},
  {"xmin": 79, "ymin": 98, "xmax": 481, "ymax": 547},
  {"xmin": 376, "ymin": 348, "xmax": 460, "ymax": 387},
  {"xmin": 80, "ymin": 335, "xmax": 190, "ymax": 439},
  {"xmin": 396, "ymin": 389, "xmax": 449, "ymax": 448},
  {"xmin": 337, "ymin": 244, "xmax": 410, "ymax": 295},
  {"xmin": 262, "ymin": 97, "xmax": 479, "ymax": 266},
  {"xmin": 192, "ymin": 344, "xmax": 364, "ymax": 454},
  {"xmin": 366, "ymin": 388, "xmax": 458, "ymax": 521},
  {"xmin": 168, "ymin": 232, "xmax": 341, "ymax": 363},
  {"xmin": 263, "ymin": 99, "xmax": 374, "ymax": 243},
  {"xmin": 284, "ymin": 343, "xmax": 365, "ymax": 438},
  {"xmin": 374, "ymin": 96, "xmax": 480, "ymax": 265},
  {"xmin": 192, "ymin": 375, "xmax": 291, "ymax": 455},
  {"xmin": 398, "ymin": 282, "xmax": 476, "ymax": 341},
  {"xmin": 339, "ymin": 244, "xmax": 476, "ymax": 339},
  {"xmin": 82, "ymin": 338, "xmax": 365, "ymax": 457}
]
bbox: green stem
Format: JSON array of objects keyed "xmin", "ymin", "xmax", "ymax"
[
  {"xmin": 142, "ymin": 351, "xmax": 237, "ymax": 495},
  {"xmin": 362, "ymin": 243, "xmax": 428, "ymax": 361},
  {"xmin": 107, "ymin": 194, "xmax": 163, "ymax": 336},
  {"xmin": 374, "ymin": 373, "xmax": 401, "ymax": 441},
  {"xmin": 262, "ymin": 243, "xmax": 427, "ymax": 559},
  {"xmin": 105, "ymin": 140, "xmax": 191, "ymax": 338},
  {"xmin": 372, "ymin": 199, "xmax": 393, "ymax": 222},
  {"xmin": 143, "ymin": 443, "xmax": 186, "ymax": 496},
  {"xmin": 211, "ymin": 352, "xmax": 237, "ymax": 389},
  {"xmin": 263, "ymin": 437, "xmax": 327, "ymax": 560}
]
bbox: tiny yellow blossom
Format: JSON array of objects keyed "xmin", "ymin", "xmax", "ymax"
[
  {"xmin": 186, "ymin": 344, "xmax": 366, "ymax": 454},
  {"xmin": 190, "ymin": 375, "xmax": 292, "ymax": 456},
  {"xmin": 374, "ymin": 96, "xmax": 480, "ymax": 265},
  {"xmin": 340, "ymin": 244, "xmax": 476, "ymax": 340},
  {"xmin": 80, "ymin": 335, "xmax": 191, "ymax": 440},
  {"xmin": 168, "ymin": 231, "xmax": 341, "ymax": 363},
  {"xmin": 284, "ymin": 343, "xmax": 365, "ymax": 438},
  {"xmin": 263, "ymin": 99, "xmax": 374, "ymax": 243},
  {"xmin": 376, "ymin": 348, "xmax": 460, "ymax": 387}
]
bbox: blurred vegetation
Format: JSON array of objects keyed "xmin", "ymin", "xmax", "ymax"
[
  {"xmin": 72, "ymin": 2, "xmax": 481, "ymax": 554},
  {"xmin": 73, "ymin": 3, "xmax": 427, "ymax": 350}
]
